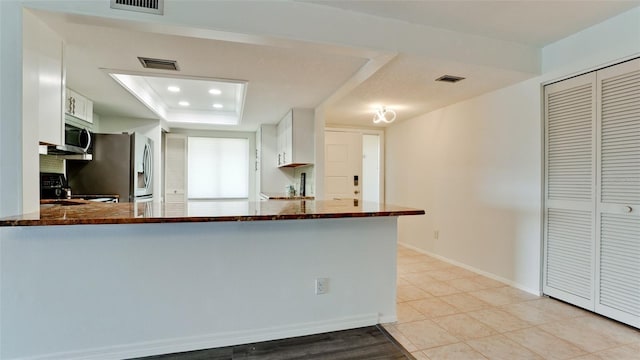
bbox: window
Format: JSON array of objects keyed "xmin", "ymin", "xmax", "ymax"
[{"xmin": 187, "ymin": 137, "xmax": 249, "ymax": 199}]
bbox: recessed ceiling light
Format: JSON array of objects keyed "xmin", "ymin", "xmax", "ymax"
[
  {"xmin": 209, "ymin": 88, "xmax": 222, "ymax": 95},
  {"xmin": 167, "ymin": 86, "xmax": 180, "ymax": 92},
  {"xmin": 213, "ymin": 103, "xmax": 223, "ymax": 109},
  {"xmin": 108, "ymin": 72, "xmax": 247, "ymax": 125}
]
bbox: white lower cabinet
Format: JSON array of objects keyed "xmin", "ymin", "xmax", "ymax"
[{"xmin": 543, "ymin": 58, "xmax": 640, "ymax": 328}]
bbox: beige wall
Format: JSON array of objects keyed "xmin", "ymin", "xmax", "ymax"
[
  {"xmin": 386, "ymin": 78, "xmax": 542, "ymax": 293},
  {"xmin": 385, "ymin": 6, "xmax": 640, "ymax": 294}
]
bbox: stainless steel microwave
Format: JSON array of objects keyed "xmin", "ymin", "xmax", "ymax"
[{"xmin": 48, "ymin": 123, "xmax": 92, "ymax": 155}]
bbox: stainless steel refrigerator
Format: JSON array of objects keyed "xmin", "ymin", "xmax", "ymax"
[{"xmin": 67, "ymin": 132, "xmax": 153, "ymax": 202}]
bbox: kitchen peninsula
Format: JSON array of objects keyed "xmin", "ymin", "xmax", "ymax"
[{"xmin": 0, "ymin": 200, "xmax": 423, "ymax": 360}]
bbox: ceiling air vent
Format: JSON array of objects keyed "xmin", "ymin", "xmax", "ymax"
[
  {"xmin": 435, "ymin": 75, "xmax": 466, "ymax": 83},
  {"xmin": 138, "ymin": 57, "xmax": 179, "ymax": 71},
  {"xmin": 110, "ymin": 0, "xmax": 164, "ymax": 15}
]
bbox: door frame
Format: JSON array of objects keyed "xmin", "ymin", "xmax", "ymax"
[{"xmin": 325, "ymin": 127, "xmax": 385, "ymax": 203}]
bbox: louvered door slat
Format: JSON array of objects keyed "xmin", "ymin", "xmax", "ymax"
[
  {"xmin": 601, "ymin": 92, "xmax": 640, "ymax": 106},
  {"xmin": 602, "ymin": 71, "xmax": 640, "ymax": 89},
  {"xmin": 602, "ymin": 125, "xmax": 640, "ymax": 136},
  {"xmin": 600, "ymin": 65, "xmax": 640, "ymax": 205},
  {"xmin": 599, "ymin": 113, "xmax": 640, "ymax": 125},
  {"xmin": 601, "ymin": 109, "xmax": 640, "ymax": 119},
  {"xmin": 549, "ymin": 129, "xmax": 594, "ymax": 140},
  {"xmin": 546, "ymin": 208, "xmax": 594, "ymax": 300},
  {"xmin": 548, "ymin": 117, "xmax": 593, "ymax": 130},
  {"xmin": 599, "ymin": 214, "xmax": 640, "ymax": 317},
  {"xmin": 548, "ymin": 90, "xmax": 592, "ymax": 102},
  {"xmin": 549, "ymin": 101, "xmax": 592, "ymax": 113},
  {"xmin": 546, "ymin": 75, "xmax": 595, "ymax": 205}
]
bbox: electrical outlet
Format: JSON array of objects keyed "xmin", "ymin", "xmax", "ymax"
[
  {"xmin": 434, "ymin": 230, "xmax": 439, "ymax": 240},
  {"xmin": 315, "ymin": 278, "xmax": 329, "ymax": 295}
]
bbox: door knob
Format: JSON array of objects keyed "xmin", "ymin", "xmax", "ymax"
[{"xmin": 626, "ymin": 206, "xmax": 633, "ymax": 213}]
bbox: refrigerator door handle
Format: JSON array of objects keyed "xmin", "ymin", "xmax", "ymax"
[{"xmin": 143, "ymin": 142, "xmax": 152, "ymax": 191}]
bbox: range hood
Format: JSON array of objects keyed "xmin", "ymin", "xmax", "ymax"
[
  {"xmin": 47, "ymin": 144, "xmax": 86, "ymax": 155},
  {"xmin": 44, "ymin": 145, "xmax": 92, "ymax": 160}
]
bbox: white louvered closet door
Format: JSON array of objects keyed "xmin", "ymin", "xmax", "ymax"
[
  {"xmin": 543, "ymin": 73, "xmax": 597, "ymax": 310},
  {"xmin": 595, "ymin": 58, "xmax": 640, "ymax": 327}
]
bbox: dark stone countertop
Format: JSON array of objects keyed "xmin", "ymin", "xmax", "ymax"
[
  {"xmin": 0, "ymin": 199, "xmax": 425, "ymax": 226},
  {"xmin": 260, "ymin": 192, "xmax": 315, "ymax": 200},
  {"xmin": 70, "ymin": 194, "xmax": 120, "ymax": 200}
]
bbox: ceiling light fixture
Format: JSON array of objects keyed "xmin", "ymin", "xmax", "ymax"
[
  {"xmin": 213, "ymin": 103, "xmax": 223, "ymax": 109},
  {"xmin": 373, "ymin": 106, "xmax": 396, "ymax": 124},
  {"xmin": 209, "ymin": 88, "xmax": 222, "ymax": 95},
  {"xmin": 167, "ymin": 86, "xmax": 180, "ymax": 92},
  {"xmin": 107, "ymin": 71, "xmax": 247, "ymax": 126}
]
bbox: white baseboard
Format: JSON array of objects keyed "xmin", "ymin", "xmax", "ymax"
[
  {"xmin": 398, "ymin": 242, "xmax": 541, "ymax": 296},
  {"xmin": 378, "ymin": 314, "xmax": 397, "ymax": 324},
  {"xmin": 14, "ymin": 314, "xmax": 380, "ymax": 360}
]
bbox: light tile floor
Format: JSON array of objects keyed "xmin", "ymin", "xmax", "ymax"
[{"xmin": 384, "ymin": 245, "xmax": 640, "ymax": 360}]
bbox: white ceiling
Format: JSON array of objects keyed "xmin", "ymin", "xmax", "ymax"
[
  {"xmin": 302, "ymin": 0, "xmax": 639, "ymax": 46},
  {"xmin": 33, "ymin": 1, "xmax": 639, "ymax": 131},
  {"xmin": 110, "ymin": 73, "xmax": 247, "ymax": 125}
]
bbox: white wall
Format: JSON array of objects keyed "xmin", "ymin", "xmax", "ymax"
[
  {"xmin": 542, "ymin": 7, "xmax": 640, "ymax": 76},
  {"xmin": 387, "ymin": 78, "xmax": 542, "ymax": 293},
  {"xmin": 20, "ymin": 9, "xmax": 42, "ymax": 215},
  {"xmin": 1, "ymin": 217, "xmax": 397, "ymax": 359},
  {"xmin": 386, "ymin": 6, "xmax": 640, "ymax": 294}
]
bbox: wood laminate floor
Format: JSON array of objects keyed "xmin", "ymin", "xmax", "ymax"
[{"xmin": 132, "ymin": 325, "xmax": 414, "ymax": 360}]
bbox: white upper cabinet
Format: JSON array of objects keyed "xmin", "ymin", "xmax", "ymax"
[
  {"xmin": 65, "ymin": 88, "xmax": 94, "ymax": 124},
  {"xmin": 258, "ymin": 124, "xmax": 293, "ymax": 194},
  {"xmin": 23, "ymin": 11, "xmax": 64, "ymax": 146},
  {"xmin": 276, "ymin": 109, "xmax": 314, "ymax": 167}
]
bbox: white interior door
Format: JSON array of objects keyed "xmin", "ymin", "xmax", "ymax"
[{"xmin": 325, "ymin": 131, "xmax": 362, "ymax": 200}]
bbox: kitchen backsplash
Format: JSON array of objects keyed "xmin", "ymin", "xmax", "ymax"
[
  {"xmin": 294, "ymin": 165, "xmax": 314, "ymax": 196},
  {"xmin": 39, "ymin": 154, "xmax": 64, "ymax": 174}
]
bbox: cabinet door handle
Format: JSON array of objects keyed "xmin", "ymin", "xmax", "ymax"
[
  {"xmin": 68, "ymin": 97, "xmax": 75, "ymax": 114},
  {"xmin": 278, "ymin": 153, "xmax": 281, "ymax": 166}
]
